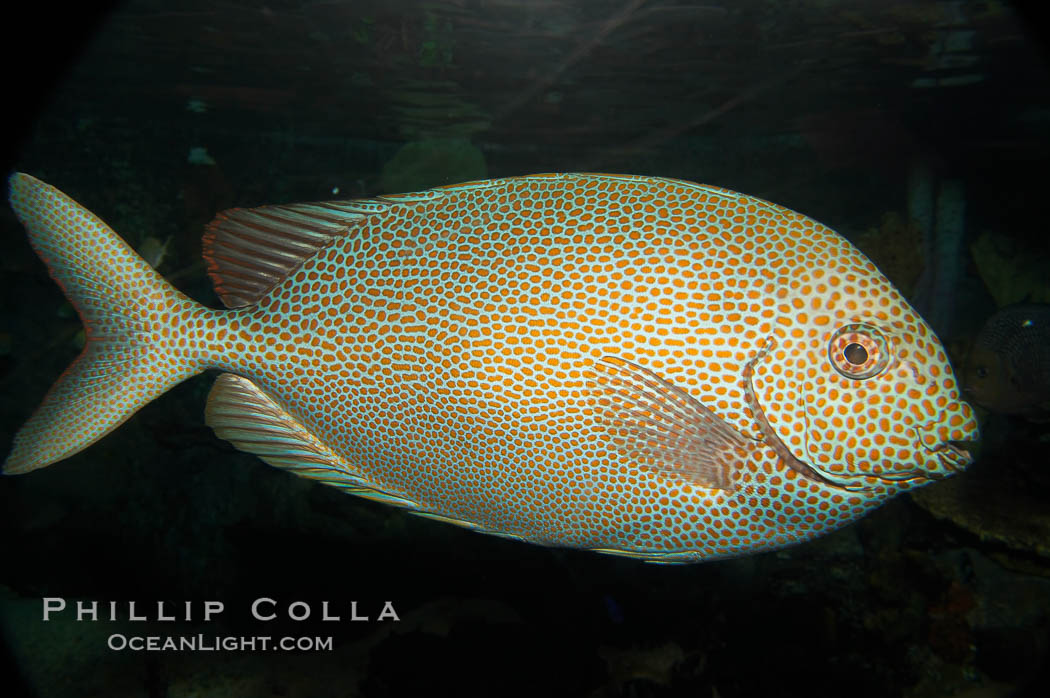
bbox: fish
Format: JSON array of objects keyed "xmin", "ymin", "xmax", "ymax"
[
  {"xmin": 964, "ymin": 303, "xmax": 1050, "ymax": 421},
  {"xmin": 6, "ymin": 172, "xmax": 979, "ymax": 563}
]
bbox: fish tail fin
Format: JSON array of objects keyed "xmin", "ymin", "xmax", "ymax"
[{"xmin": 5, "ymin": 173, "xmax": 211, "ymax": 474}]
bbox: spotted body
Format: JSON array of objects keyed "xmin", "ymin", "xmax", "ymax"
[{"xmin": 6, "ymin": 172, "xmax": 978, "ymax": 562}]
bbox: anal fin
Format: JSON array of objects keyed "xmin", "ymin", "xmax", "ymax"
[
  {"xmin": 590, "ymin": 356, "xmax": 753, "ymax": 492},
  {"xmin": 204, "ymin": 373, "xmax": 417, "ymax": 508}
]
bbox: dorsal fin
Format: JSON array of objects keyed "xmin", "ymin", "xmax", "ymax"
[
  {"xmin": 201, "ymin": 199, "xmax": 394, "ymax": 308},
  {"xmin": 200, "ymin": 179, "xmax": 566, "ymax": 307},
  {"xmin": 201, "ymin": 178, "xmax": 615, "ymax": 308},
  {"xmin": 201, "ymin": 179, "xmax": 530, "ymax": 308}
]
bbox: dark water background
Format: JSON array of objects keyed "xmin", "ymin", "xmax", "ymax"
[{"xmin": 2, "ymin": 1, "xmax": 1050, "ymax": 696}]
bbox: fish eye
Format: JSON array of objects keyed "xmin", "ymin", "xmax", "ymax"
[
  {"xmin": 975, "ymin": 366, "xmax": 988, "ymax": 379},
  {"xmin": 828, "ymin": 323, "xmax": 890, "ymax": 380},
  {"xmin": 843, "ymin": 342, "xmax": 868, "ymax": 365}
]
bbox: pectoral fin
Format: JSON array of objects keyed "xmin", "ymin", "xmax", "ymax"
[{"xmin": 590, "ymin": 356, "xmax": 753, "ymax": 492}]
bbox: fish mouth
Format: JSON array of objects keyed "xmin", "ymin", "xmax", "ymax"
[{"xmin": 931, "ymin": 441, "xmax": 973, "ymax": 474}]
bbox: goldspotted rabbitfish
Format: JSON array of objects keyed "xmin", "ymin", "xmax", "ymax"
[{"xmin": 7, "ymin": 172, "xmax": 978, "ymax": 562}]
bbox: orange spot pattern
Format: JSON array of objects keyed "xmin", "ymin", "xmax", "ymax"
[
  {"xmin": 194, "ymin": 173, "xmax": 977, "ymax": 561},
  {"xmin": 11, "ymin": 173, "xmax": 980, "ymax": 562},
  {"xmin": 7, "ymin": 176, "xmax": 211, "ymax": 470}
]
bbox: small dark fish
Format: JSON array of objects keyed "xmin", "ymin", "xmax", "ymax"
[{"xmin": 964, "ymin": 304, "xmax": 1050, "ymax": 420}]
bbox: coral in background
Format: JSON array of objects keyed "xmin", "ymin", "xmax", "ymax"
[
  {"xmin": 853, "ymin": 211, "xmax": 924, "ymax": 298},
  {"xmin": 970, "ymin": 229, "xmax": 1050, "ymax": 307},
  {"xmin": 379, "ymin": 138, "xmax": 487, "ymax": 193}
]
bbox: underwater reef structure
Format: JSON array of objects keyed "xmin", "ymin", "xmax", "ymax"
[
  {"xmin": 379, "ymin": 137, "xmax": 487, "ymax": 193},
  {"xmin": 852, "ymin": 211, "xmax": 924, "ymax": 299},
  {"xmin": 969, "ymin": 229, "xmax": 1050, "ymax": 308},
  {"xmin": 911, "ymin": 456, "xmax": 1050, "ymax": 561}
]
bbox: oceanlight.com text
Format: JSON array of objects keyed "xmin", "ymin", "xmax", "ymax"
[{"xmin": 107, "ymin": 633, "xmax": 334, "ymax": 652}]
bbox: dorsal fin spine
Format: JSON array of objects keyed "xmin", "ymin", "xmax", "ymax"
[
  {"xmin": 201, "ymin": 188, "xmax": 444, "ymax": 308},
  {"xmin": 202, "ymin": 201, "xmax": 366, "ymax": 308}
]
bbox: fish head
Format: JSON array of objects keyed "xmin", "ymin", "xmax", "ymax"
[
  {"xmin": 962, "ymin": 303, "xmax": 1050, "ymax": 417},
  {"xmin": 746, "ymin": 236, "xmax": 979, "ymax": 493}
]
